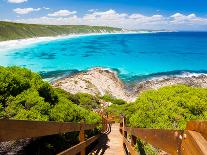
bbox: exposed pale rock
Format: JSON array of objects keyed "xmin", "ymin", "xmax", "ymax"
[
  {"xmin": 133, "ymin": 75, "xmax": 207, "ymax": 95},
  {"xmin": 53, "ymin": 67, "xmax": 136, "ymax": 101},
  {"xmin": 53, "ymin": 67, "xmax": 207, "ymax": 101}
]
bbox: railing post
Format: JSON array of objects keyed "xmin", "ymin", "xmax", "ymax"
[
  {"xmin": 102, "ymin": 116, "xmax": 105, "ymax": 132},
  {"xmin": 122, "ymin": 116, "xmax": 126, "ymax": 145},
  {"xmin": 105, "ymin": 117, "xmax": 107, "ymax": 131},
  {"xmin": 131, "ymin": 135, "xmax": 137, "ymax": 147},
  {"xmin": 124, "ymin": 130, "xmax": 127, "ymax": 139},
  {"xmin": 106, "ymin": 113, "xmax": 108, "ymax": 131},
  {"xmin": 120, "ymin": 121, "xmax": 123, "ymax": 133},
  {"xmin": 102, "ymin": 114, "xmax": 108, "ymax": 132},
  {"xmin": 122, "ymin": 116, "xmax": 126, "ymax": 136},
  {"xmin": 80, "ymin": 124, "xmax": 85, "ymax": 155}
]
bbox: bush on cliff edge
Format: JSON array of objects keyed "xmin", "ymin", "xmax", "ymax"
[{"xmin": 0, "ymin": 66, "xmax": 101, "ymax": 154}]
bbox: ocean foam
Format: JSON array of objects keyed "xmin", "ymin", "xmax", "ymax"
[{"xmin": 149, "ymin": 72, "xmax": 207, "ymax": 82}]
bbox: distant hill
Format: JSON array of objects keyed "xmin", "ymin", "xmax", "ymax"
[{"xmin": 0, "ymin": 21, "xmax": 124, "ymax": 41}]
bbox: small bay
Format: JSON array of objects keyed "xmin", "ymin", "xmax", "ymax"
[{"xmin": 1, "ymin": 32, "xmax": 207, "ymax": 81}]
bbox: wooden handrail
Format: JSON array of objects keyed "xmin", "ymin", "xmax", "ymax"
[
  {"xmin": 57, "ymin": 135, "xmax": 100, "ymax": 155},
  {"xmin": 120, "ymin": 118, "xmax": 207, "ymax": 155},
  {"xmin": 0, "ymin": 119, "xmax": 97, "ymax": 142},
  {"xmin": 125, "ymin": 127, "xmax": 182, "ymax": 154},
  {"xmin": 186, "ymin": 121, "xmax": 207, "ymax": 140},
  {"xmin": 181, "ymin": 130, "xmax": 207, "ymax": 155},
  {"xmin": 2, "ymin": 117, "xmax": 206, "ymax": 155},
  {"xmin": 0, "ymin": 118, "xmax": 108, "ymax": 155}
]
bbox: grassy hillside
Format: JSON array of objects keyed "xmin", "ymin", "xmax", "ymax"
[{"xmin": 0, "ymin": 21, "xmax": 123, "ymax": 41}]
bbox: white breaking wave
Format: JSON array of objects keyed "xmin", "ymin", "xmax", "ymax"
[
  {"xmin": 176, "ymin": 72, "xmax": 207, "ymax": 78},
  {"xmin": 149, "ymin": 72, "xmax": 207, "ymax": 82}
]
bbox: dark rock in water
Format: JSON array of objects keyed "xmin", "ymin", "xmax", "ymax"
[
  {"xmin": 82, "ymin": 54, "xmax": 91, "ymax": 57},
  {"xmin": 40, "ymin": 69, "xmax": 80, "ymax": 82}
]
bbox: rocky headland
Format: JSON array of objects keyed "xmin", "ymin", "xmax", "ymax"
[
  {"xmin": 53, "ymin": 67, "xmax": 207, "ymax": 102},
  {"xmin": 53, "ymin": 67, "xmax": 135, "ymax": 101}
]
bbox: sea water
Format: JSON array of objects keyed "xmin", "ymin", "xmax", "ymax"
[{"xmin": 1, "ymin": 32, "xmax": 207, "ymax": 81}]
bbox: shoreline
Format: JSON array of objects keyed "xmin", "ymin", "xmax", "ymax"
[
  {"xmin": 50, "ymin": 67, "xmax": 207, "ymax": 84},
  {"xmin": 52, "ymin": 67, "xmax": 207, "ymax": 102},
  {"xmin": 121, "ymin": 70, "xmax": 207, "ymax": 83},
  {"xmin": 0, "ymin": 31, "xmax": 141, "ymax": 52},
  {"xmin": 42, "ymin": 67, "xmax": 207, "ymax": 83}
]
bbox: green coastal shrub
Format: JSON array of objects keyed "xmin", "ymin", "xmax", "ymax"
[
  {"xmin": 0, "ymin": 66, "xmax": 101, "ymax": 154},
  {"xmin": 73, "ymin": 93, "xmax": 100, "ymax": 110},
  {"xmin": 54, "ymin": 88, "xmax": 100, "ymax": 110},
  {"xmin": 107, "ymin": 85, "xmax": 207, "ymax": 129},
  {"xmin": 5, "ymin": 89, "xmax": 51, "ymax": 121},
  {"xmin": 0, "ymin": 66, "xmax": 101, "ymax": 123},
  {"xmin": 107, "ymin": 85, "xmax": 207, "ymax": 154},
  {"xmin": 101, "ymin": 95, "xmax": 126, "ymax": 105},
  {"xmin": 129, "ymin": 85, "xmax": 207, "ymax": 129}
]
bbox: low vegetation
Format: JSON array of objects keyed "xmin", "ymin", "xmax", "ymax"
[
  {"xmin": 101, "ymin": 95, "xmax": 126, "ymax": 105},
  {"xmin": 106, "ymin": 85, "xmax": 207, "ymax": 154},
  {"xmin": 0, "ymin": 66, "xmax": 101, "ymax": 123},
  {"xmin": 107, "ymin": 85, "xmax": 207, "ymax": 129},
  {"xmin": 1, "ymin": 66, "xmax": 207, "ymax": 154},
  {"xmin": 0, "ymin": 66, "xmax": 101, "ymax": 154},
  {"xmin": 0, "ymin": 21, "xmax": 123, "ymax": 41}
]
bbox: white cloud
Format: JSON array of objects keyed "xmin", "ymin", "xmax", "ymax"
[
  {"xmin": 88, "ymin": 9, "xmax": 98, "ymax": 12},
  {"xmin": 128, "ymin": 14, "xmax": 165, "ymax": 24},
  {"xmin": 170, "ymin": 13, "xmax": 207, "ymax": 25},
  {"xmin": 9, "ymin": 10, "xmax": 207, "ymax": 31},
  {"xmin": 84, "ymin": 9, "xmax": 127, "ymax": 21},
  {"xmin": 8, "ymin": 0, "xmax": 27, "ymax": 3},
  {"xmin": 93, "ymin": 9, "xmax": 116, "ymax": 16},
  {"xmin": 43, "ymin": 7, "xmax": 50, "ymax": 10},
  {"xmin": 13, "ymin": 8, "xmax": 41, "ymax": 14},
  {"xmin": 129, "ymin": 14, "xmax": 145, "ymax": 19},
  {"xmin": 48, "ymin": 10, "xmax": 77, "ymax": 17}
]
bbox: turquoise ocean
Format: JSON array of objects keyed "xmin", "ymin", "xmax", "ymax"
[{"xmin": 1, "ymin": 32, "xmax": 207, "ymax": 82}]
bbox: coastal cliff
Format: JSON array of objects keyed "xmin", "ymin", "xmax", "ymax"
[
  {"xmin": 53, "ymin": 68, "xmax": 207, "ymax": 101},
  {"xmin": 0, "ymin": 21, "xmax": 125, "ymax": 41}
]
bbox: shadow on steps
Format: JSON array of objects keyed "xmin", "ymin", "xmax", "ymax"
[{"xmin": 88, "ymin": 124, "xmax": 111, "ymax": 155}]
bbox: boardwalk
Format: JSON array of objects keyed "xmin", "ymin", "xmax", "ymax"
[
  {"xmin": 1, "ymin": 119, "xmax": 207, "ymax": 155},
  {"xmin": 90, "ymin": 123, "xmax": 125, "ymax": 155}
]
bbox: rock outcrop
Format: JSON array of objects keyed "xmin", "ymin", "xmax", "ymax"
[
  {"xmin": 53, "ymin": 67, "xmax": 135, "ymax": 101},
  {"xmin": 53, "ymin": 67, "xmax": 207, "ymax": 102},
  {"xmin": 133, "ymin": 74, "xmax": 207, "ymax": 95}
]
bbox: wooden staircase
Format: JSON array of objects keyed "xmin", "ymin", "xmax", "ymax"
[
  {"xmin": 90, "ymin": 123, "xmax": 125, "ymax": 155},
  {"xmin": 0, "ymin": 117, "xmax": 207, "ymax": 155}
]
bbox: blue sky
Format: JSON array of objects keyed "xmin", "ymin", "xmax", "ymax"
[{"xmin": 1, "ymin": 0, "xmax": 207, "ymax": 30}]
